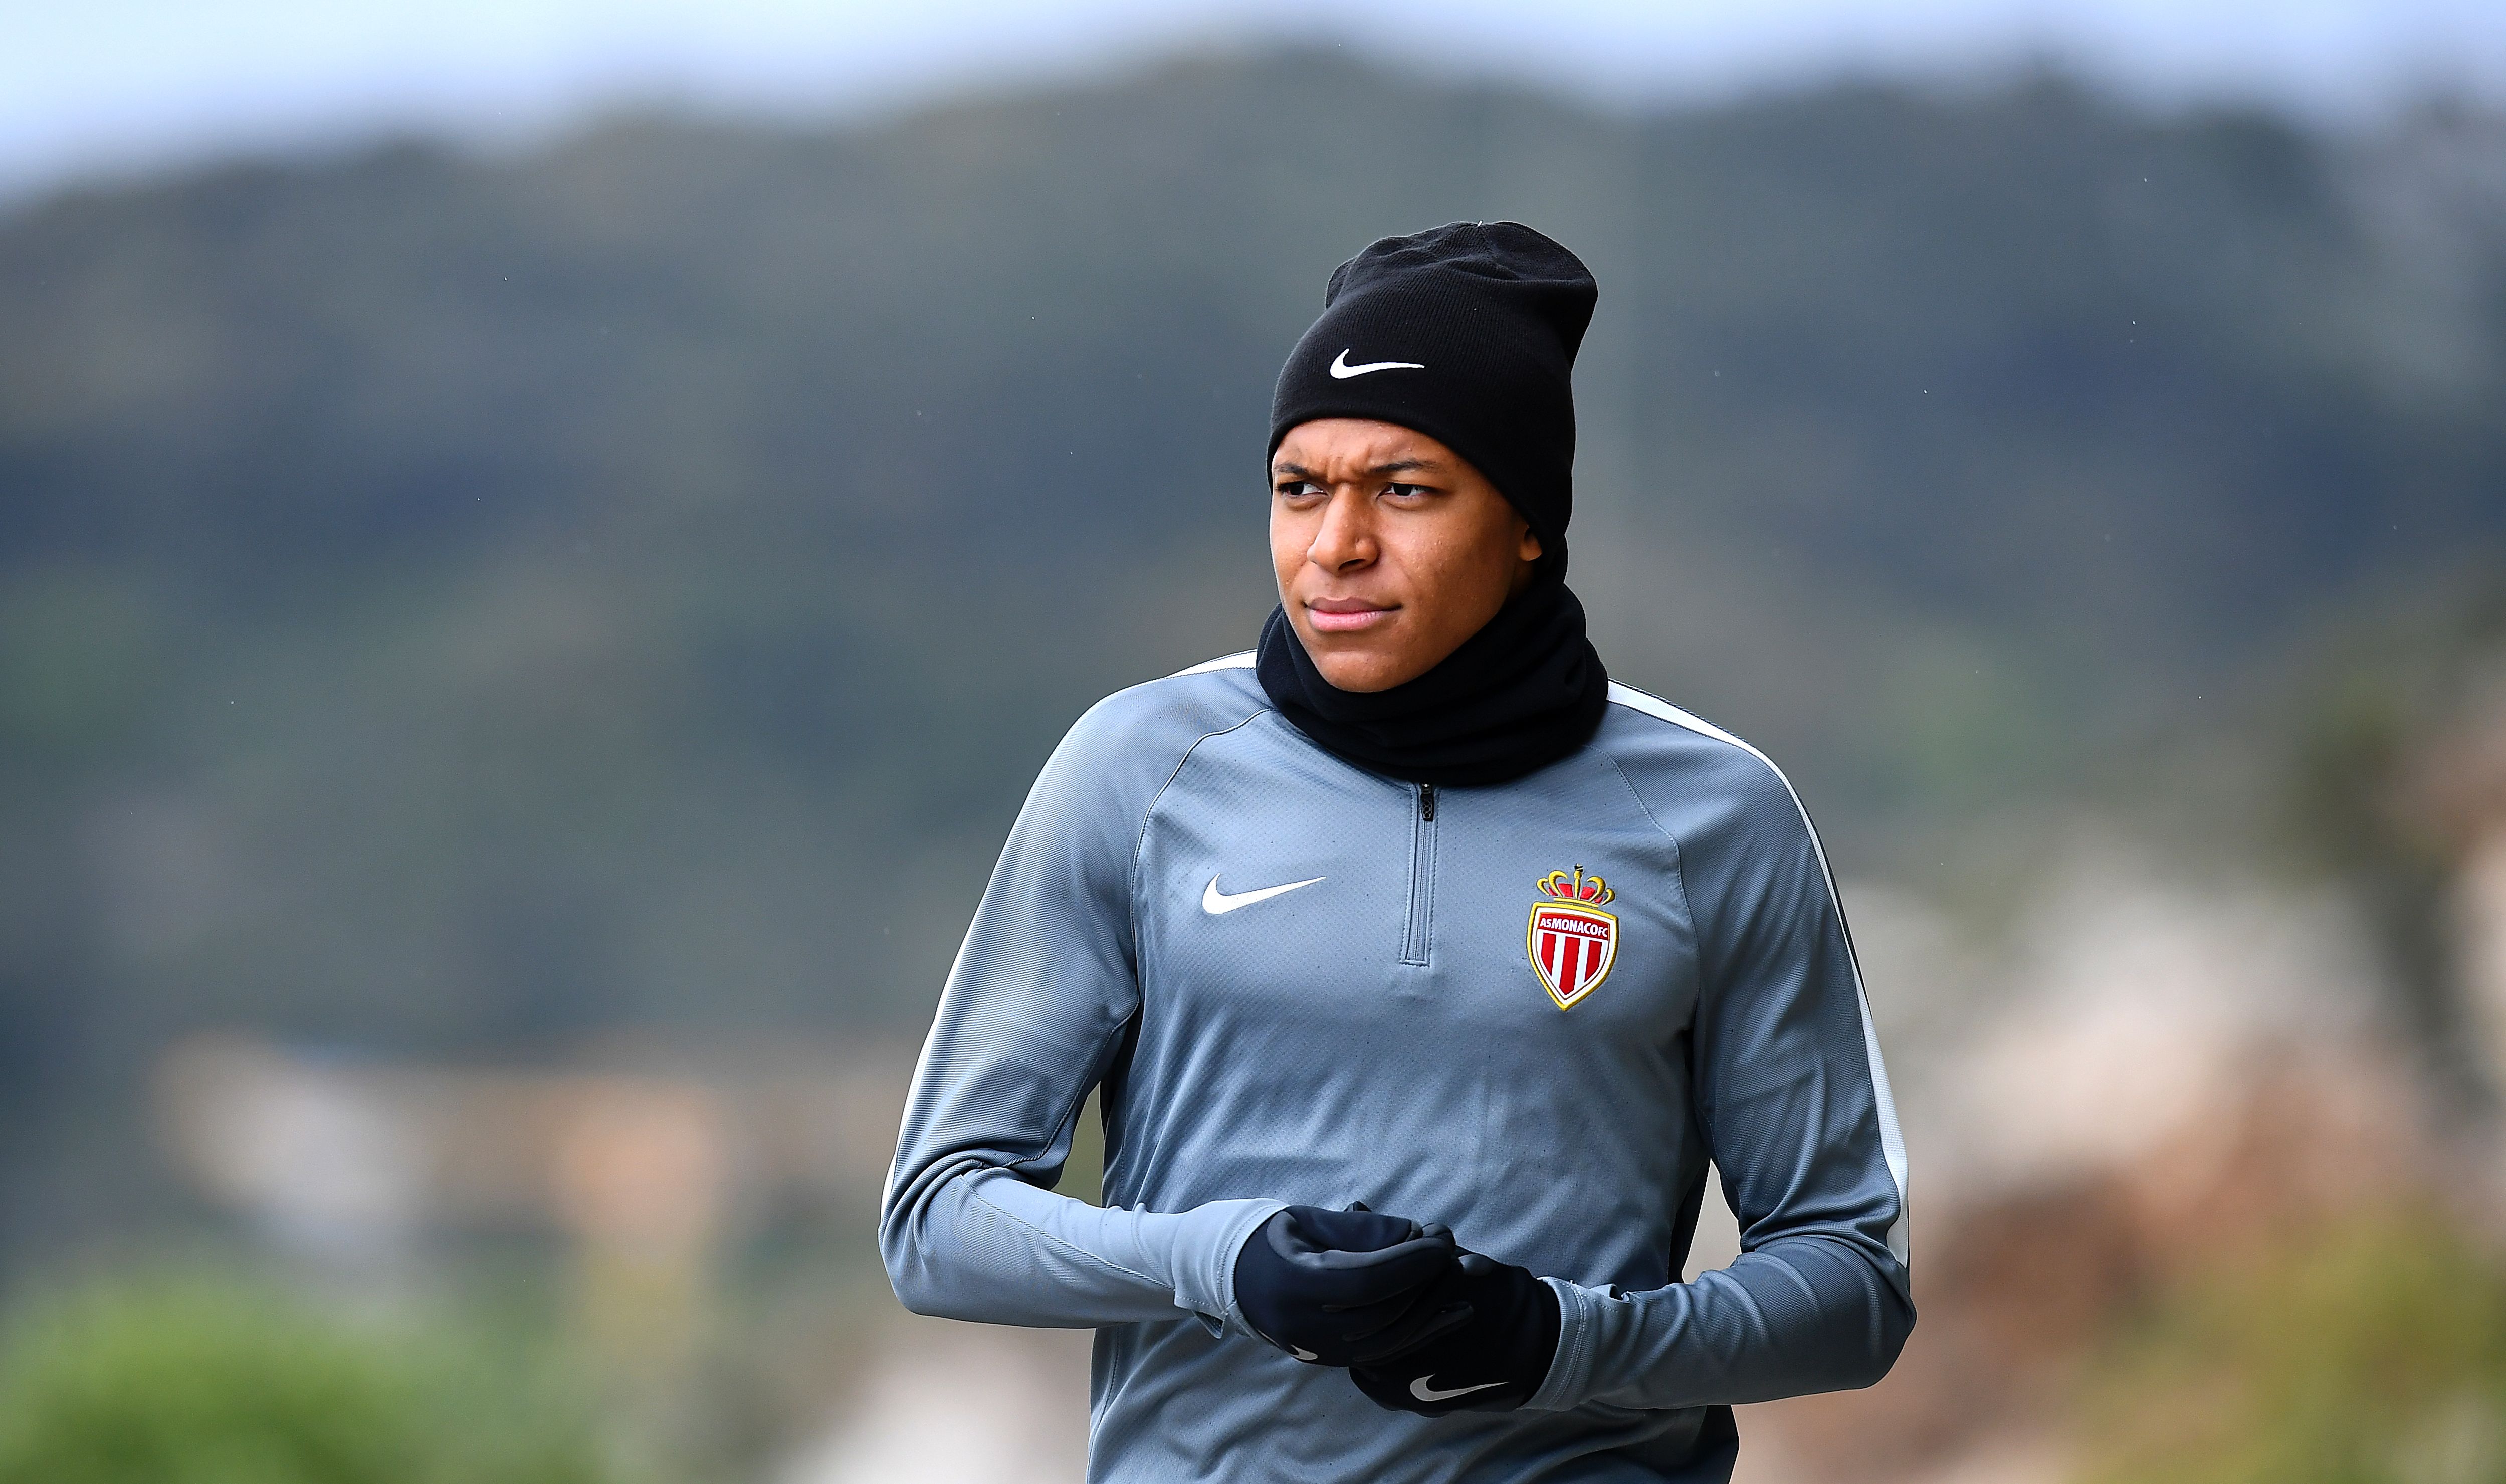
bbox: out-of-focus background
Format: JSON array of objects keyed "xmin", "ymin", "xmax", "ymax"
[{"xmin": 4, "ymin": 2, "xmax": 2505, "ymax": 1479}]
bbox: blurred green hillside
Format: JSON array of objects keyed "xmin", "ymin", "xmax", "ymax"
[
  {"xmin": 1, "ymin": 50, "xmax": 2501, "ymax": 1260},
  {"xmin": 0, "ymin": 1273, "xmax": 613, "ymax": 1484}
]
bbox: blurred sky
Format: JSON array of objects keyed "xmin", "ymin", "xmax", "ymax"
[{"xmin": 6, "ymin": 0, "xmax": 2503, "ymax": 202}]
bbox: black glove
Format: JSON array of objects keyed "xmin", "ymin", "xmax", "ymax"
[
  {"xmin": 1233, "ymin": 1204, "xmax": 1464, "ymax": 1366},
  {"xmin": 1349, "ymin": 1246, "xmax": 1562, "ymax": 1415}
]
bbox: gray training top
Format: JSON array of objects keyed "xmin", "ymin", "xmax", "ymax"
[{"xmin": 881, "ymin": 655, "xmax": 1913, "ymax": 1482}]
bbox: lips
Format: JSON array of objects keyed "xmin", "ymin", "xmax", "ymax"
[{"xmin": 1304, "ymin": 598, "xmax": 1395, "ymax": 634}]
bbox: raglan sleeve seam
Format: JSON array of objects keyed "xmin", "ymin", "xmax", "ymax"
[
  {"xmin": 1128, "ymin": 702, "xmax": 1275, "ymax": 945},
  {"xmin": 1600, "ymin": 749, "xmax": 1716, "ymax": 1148},
  {"xmin": 1600, "ymin": 750, "xmax": 1697, "ymax": 953}
]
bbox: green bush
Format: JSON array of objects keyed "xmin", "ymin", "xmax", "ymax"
[
  {"xmin": 2076, "ymin": 1217, "xmax": 2506, "ymax": 1484},
  {"xmin": 0, "ymin": 1274, "xmax": 615, "ymax": 1484}
]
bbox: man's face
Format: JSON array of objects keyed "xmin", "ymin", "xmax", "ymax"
[{"xmin": 1270, "ymin": 418, "xmax": 1542, "ymax": 693}]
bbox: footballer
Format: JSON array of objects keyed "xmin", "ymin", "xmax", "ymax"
[{"xmin": 881, "ymin": 222, "xmax": 1912, "ymax": 1481}]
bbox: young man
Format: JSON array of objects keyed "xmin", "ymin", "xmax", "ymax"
[{"xmin": 881, "ymin": 222, "xmax": 1911, "ymax": 1481}]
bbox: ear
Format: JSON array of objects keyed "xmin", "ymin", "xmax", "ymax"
[{"xmin": 1517, "ymin": 523, "xmax": 1544, "ymax": 563}]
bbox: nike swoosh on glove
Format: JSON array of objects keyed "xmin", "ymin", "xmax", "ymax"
[
  {"xmin": 1233, "ymin": 1204, "xmax": 1464, "ymax": 1366},
  {"xmin": 1348, "ymin": 1246, "xmax": 1561, "ymax": 1415}
]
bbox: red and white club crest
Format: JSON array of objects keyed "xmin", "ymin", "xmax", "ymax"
[{"xmin": 1526, "ymin": 867, "xmax": 1617, "ymax": 1010}]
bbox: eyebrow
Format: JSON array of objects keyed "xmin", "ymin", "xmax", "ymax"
[{"xmin": 1271, "ymin": 458, "xmax": 1443, "ymax": 480}]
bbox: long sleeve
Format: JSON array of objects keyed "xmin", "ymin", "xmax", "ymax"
[
  {"xmin": 879, "ymin": 693, "xmax": 1284, "ymax": 1333},
  {"xmin": 1529, "ymin": 738, "xmax": 1914, "ymax": 1412}
]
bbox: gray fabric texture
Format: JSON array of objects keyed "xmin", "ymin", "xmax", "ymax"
[{"xmin": 880, "ymin": 656, "xmax": 1913, "ymax": 1482}]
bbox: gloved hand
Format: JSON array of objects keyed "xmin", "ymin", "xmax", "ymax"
[
  {"xmin": 1233, "ymin": 1204, "xmax": 1464, "ymax": 1366},
  {"xmin": 1349, "ymin": 1244, "xmax": 1561, "ymax": 1415}
]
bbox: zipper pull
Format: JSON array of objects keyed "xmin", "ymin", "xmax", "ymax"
[{"xmin": 1419, "ymin": 784, "xmax": 1437, "ymax": 822}]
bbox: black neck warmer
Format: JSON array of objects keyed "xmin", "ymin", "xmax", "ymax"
[{"xmin": 1256, "ymin": 579, "xmax": 1609, "ymax": 788}]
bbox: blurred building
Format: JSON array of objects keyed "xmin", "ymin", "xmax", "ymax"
[{"xmin": 155, "ymin": 1037, "xmax": 912, "ymax": 1358}]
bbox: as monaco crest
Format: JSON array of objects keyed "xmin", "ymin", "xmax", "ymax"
[{"xmin": 1527, "ymin": 867, "xmax": 1617, "ymax": 1010}]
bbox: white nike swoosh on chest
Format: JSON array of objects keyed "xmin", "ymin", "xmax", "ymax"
[
  {"xmin": 1410, "ymin": 1376, "xmax": 1507, "ymax": 1403},
  {"xmin": 1201, "ymin": 875, "xmax": 1326, "ymax": 915}
]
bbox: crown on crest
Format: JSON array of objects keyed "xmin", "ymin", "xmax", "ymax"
[{"xmin": 1535, "ymin": 866, "xmax": 1613, "ymax": 906}]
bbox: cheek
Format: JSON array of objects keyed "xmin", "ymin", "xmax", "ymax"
[
  {"xmin": 1270, "ymin": 512, "xmax": 1310, "ymax": 590},
  {"xmin": 1407, "ymin": 532, "xmax": 1491, "ymax": 596},
  {"xmin": 1409, "ymin": 526, "xmax": 1515, "ymax": 633},
  {"xmin": 1463, "ymin": 511, "xmax": 1528, "ymax": 586}
]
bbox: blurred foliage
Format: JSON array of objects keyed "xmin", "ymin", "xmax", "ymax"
[
  {"xmin": 0, "ymin": 1272, "xmax": 619, "ymax": 1484},
  {"xmin": 2256, "ymin": 575, "xmax": 2506, "ymax": 1106},
  {"xmin": 2074, "ymin": 1215, "xmax": 2506, "ymax": 1484},
  {"xmin": 0, "ymin": 50, "xmax": 2499, "ymax": 1256}
]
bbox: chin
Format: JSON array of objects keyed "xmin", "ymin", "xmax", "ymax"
[{"xmin": 1311, "ymin": 651, "xmax": 1408, "ymax": 693}]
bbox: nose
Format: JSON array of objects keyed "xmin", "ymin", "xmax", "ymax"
[{"xmin": 1307, "ymin": 487, "xmax": 1376, "ymax": 573}]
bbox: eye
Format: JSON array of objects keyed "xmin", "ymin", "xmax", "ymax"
[
  {"xmin": 1383, "ymin": 483, "xmax": 1431, "ymax": 500},
  {"xmin": 1275, "ymin": 479, "xmax": 1327, "ymax": 501}
]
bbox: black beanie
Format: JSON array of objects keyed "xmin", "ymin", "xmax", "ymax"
[{"xmin": 1268, "ymin": 221, "xmax": 1597, "ymax": 574}]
